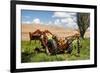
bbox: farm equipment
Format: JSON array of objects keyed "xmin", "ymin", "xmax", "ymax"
[{"xmin": 29, "ymin": 29, "xmax": 80, "ymax": 55}]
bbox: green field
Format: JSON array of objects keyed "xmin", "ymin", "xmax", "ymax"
[{"xmin": 21, "ymin": 38, "xmax": 90, "ymax": 63}]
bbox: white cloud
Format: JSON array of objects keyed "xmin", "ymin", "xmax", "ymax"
[
  {"xmin": 72, "ymin": 17, "xmax": 77, "ymax": 22},
  {"xmin": 22, "ymin": 18, "xmax": 42, "ymax": 24},
  {"xmin": 61, "ymin": 18, "xmax": 78, "ymax": 29},
  {"xmin": 22, "ymin": 21, "xmax": 31, "ymax": 24},
  {"xmin": 66, "ymin": 23, "xmax": 78, "ymax": 29},
  {"xmin": 54, "ymin": 19, "xmax": 60, "ymax": 24},
  {"xmin": 61, "ymin": 18, "xmax": 74, "ymax": 23},
  {"xmin": 54, "ymin": 19, "xmax": 63, "ymax": 27},
  {"xmin": 48, "ymin": 21, "xmax": 52, "ymax": 25},
  {"xmin": 67, "ymin": 13, "xmax": 76, "ymax": 17},
  {"xmin": 22, "ymin": 16, "xmax": 30, "ymax": 19},
  {"xmin": 52, "ymin": 12, "xmax": 78, "ymax": 29},
  {"xmin": 52, "ymin": 12, "xmax": 76, "ymax": 18},
  {"xmin": 53, "ymin": 12, "xmax": 68, "ymax": 18},
  {"xmin": 32, "ymin": 18, "xmax": 41, "ymax": 24}
]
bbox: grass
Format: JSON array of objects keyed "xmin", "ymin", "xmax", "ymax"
[{"xmin": 21, "ymin": 38, "xmax": 90, "ymax": 63}]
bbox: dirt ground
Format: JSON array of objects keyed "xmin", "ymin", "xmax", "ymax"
[{"xmin": 21, "ymin": 24, "xmax": 90, "ymax": 41}]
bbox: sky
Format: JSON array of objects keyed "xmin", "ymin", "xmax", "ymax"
[{"xmin": 21, "ymin": 10, "xmax": 78, "ymax": 29}]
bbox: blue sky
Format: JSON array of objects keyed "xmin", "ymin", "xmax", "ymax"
[{"xmin": 21, "ymin": 10, "xmax": 78, "ymax": 29}]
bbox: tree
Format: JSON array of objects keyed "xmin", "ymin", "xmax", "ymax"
[{"xmin": 77, "ymin": 13, "xmax": 90, "ymax": 39}]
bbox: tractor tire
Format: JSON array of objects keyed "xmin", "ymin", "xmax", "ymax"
[
  {"xmin": 47, "ymin": 39, "xmax": 58, "ymax": 55},
  {"xmin": 45, "ymin": 47, "xmax": 51, "ymax": 55}
]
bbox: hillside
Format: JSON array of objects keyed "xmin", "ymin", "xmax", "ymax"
[{"xmin": 21, "ymin": 24, "xmax": 89, "ymax": 41}]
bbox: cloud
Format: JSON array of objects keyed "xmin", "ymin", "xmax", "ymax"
[
  {"xmin": 48, "ymin": 21, "xmax": 52, "ymax": 25},
  {"xmin": 22, "ymin": 21, "xmax": 31, "ymax": 24},
  {"xmin": 52, "ymin": 12, "xmax": 76, "ymax": 18},
  {"xmin": 22, "ymin": 16, "xmax": 30, "ymax": 19},
  {"xmin": 54, "ymin": 19, "xmax": 60, "ymax": 24},
  {"xmin": 32, "ymin": 18, "xmax": 41, "ymax": 24},
  {"xmin": 52, "ymin": 12, "xmax": 68, "ymax": 18},
  {"xmin": 66, "ymin": 23, "xmax": 78, "ymax": 29},
  {"xmin": 61, "ymin": 18, "xmax": 74, "ymax": 23},
  {"xmin": 53, "ymin": 19, "xmax": 63, "ymax": 27},
  {"xmin": 61, "ymin": 18, "xmax": 78, "ymax": 28},
  {"xmin": 52, "ymin": 12, "xmax": 78, "ymax": 29},
  {"xmin": 22, "ymin": 18, "xmax": 42, "ymax": 24}
]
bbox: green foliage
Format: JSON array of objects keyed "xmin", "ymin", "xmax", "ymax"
[
  {"xmin": 30, "ymin": 53, "xmax": 66, "ymax": 62},
  {"xmin": 67, "ymin": 38, "xmax": 90, "ymax": 60},
  {"xmin": 21, "ymin": 40, "xmax": 42, "ymax": 54},
  {"xmin": 21, "ymin": 38, "xmax": 90, "ymax": 63}
]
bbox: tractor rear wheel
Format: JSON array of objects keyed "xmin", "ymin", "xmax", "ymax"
[{"xmin": 47, "ymin": 39, "xmax": 58, "ymax": 55}]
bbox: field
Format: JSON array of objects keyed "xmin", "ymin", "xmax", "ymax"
[
  {"xmin": 21, "ymin": 24, "xmax": 90, "ymax": 63},
  {"xmin": 21, "ymin": 38, "xmax": 90, "ymax": 63},
  {"xmin": 21, "ymin": 24, "xmax": 80, "ymax": 41}
]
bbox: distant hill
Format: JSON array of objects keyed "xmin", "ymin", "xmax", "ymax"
[{"xmin": 21, "ymin": 24, "xmax": 89, "ymax": 41}]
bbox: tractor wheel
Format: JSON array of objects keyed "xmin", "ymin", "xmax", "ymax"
[
  {"xmin": 47, "ymin": 39, "xmax": 58, "ymax": 55},
  {"xmin": 67, "ymin": 44, "xmax": 73, "ymax": 54},
  {"xmin": 45, "ymin": 47, "xmax": 51, "ymax": 55}
]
